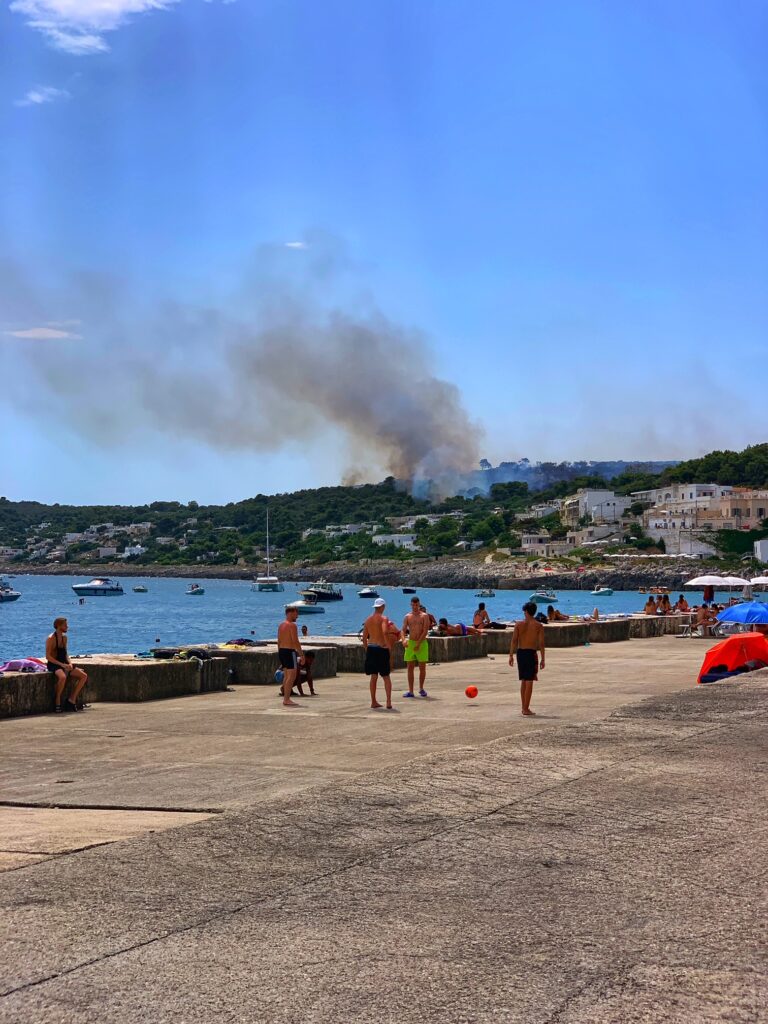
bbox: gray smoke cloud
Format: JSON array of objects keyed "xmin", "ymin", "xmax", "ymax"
[{"xmin": 9, "ymin": 244, "xmax": 483, "ymax": 493}]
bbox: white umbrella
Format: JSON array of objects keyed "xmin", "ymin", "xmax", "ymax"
[
  {"xmin": 684, "ymin": 575, "xmax": 724, "ymax": 586},
  {"xmin": 751, "ymin": 576, "xmax": 768, "ymax": 586},
  {"xmin": 721, "ymin": 575, "xmax": 751, "ymax": 586}
]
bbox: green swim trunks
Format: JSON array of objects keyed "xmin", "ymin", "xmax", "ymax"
[{"xmin": 404, "ymin": 639, "xmax": 429, "ymax": 663}]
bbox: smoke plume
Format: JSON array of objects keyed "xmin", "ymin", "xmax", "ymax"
[{"xmin": 14, "ymin": 246, "xmax": 483, "ymax": 493}]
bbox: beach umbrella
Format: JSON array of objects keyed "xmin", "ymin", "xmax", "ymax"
[
  {"xmin": 684, "ymin": 575, "xmax": 724, "ymax": 586},
  {"xmin": 720, "ymin": 575, "xmax": 751, "ymax": 587},
  {"xmin": 717, "ymin": 602, "xmax": 768, "ymax": 625},
  {"xmin": 751, "ymin": 576, "xmax": 768, "ymax": 586}
]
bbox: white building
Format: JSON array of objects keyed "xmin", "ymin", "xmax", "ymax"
[
  {"xmin": 372, "ymin": 533, "xmax": 420, "ymax": 551},
  {"xmin": 755, "ymin": 539, "xmax": 768, "ymax": 564},
  {"xmin": 562, "ymin": 490, "xmax": 629, "ymax": 526},
  {"xmin": 631, "ymin": 483, "xmax": 732, "ymax": 508},
  {"xmin": 98, "ymin": 546, "xmax": 118, "ymax": 558},
  {"xmin": 517, "ymin": 501, "xmax": 563, "ymax": 521},
  {"xmin": 122, "ymin": 545, "xmax": 148, "ymax": 558},
  {"xmin": 0, "ymin": 546, "xmax": 23, "ymax": 558}
]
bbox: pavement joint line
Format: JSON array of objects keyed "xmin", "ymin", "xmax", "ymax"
[
  {"xmin": 0, "ymin": 702, "xmax": 737, "ymax": 1002},
  {"xmin": 0, "ymin": 800, "xmax": 224, "ymax": 814}
]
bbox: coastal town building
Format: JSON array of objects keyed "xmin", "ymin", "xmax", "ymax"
[
  {"xmin": 372, "ymin": 533, "xmax": 420, "ymax": 551},
  {"xmin": 98, "ymin": 546, "xmax": 118, "ymax": 558},
  {"xmin": 385, "ymin": 512, "xmax": 466, "ymax": 531},
  {"xmin": 631, "ymin": 483, "xmax": 732, "ymax": 508},
  {"xmin": 520, "ymin": 532, "xmax": 571, "ymax": 558},
  {"xmin": 516, "ymin": 501, "xmax": 563, "ymax": 521},
  {"xmin": 122, "ymin": 544, "xmax": 148, "ymax": 558},
  {"xmin": 755, "ymin": 539, "xmax": 768, "ymax": 564},
  {"xmin": 561, "ymin": 489, "xmax": 629, "ymax": 527},
  {"xmin": 698, "ymin": 489, "xmax": 768, "ymax": 531}
]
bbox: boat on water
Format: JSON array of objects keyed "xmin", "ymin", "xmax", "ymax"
[
  {"xmin": 530, "ymin": 589, "xmax": 557, "ymax": 603},
  {"xmin": 186, "ymin": 583, "xmax": 205, "ymax": 596},
  {"xmin": 252, "ymin": 508, "xmax": 285, "ymax": 592},
  {"xmin": 475, "ymin": 589, "xmax": 496, "ymax": 598},
  {"xmin": 303, "ymin": 579, "xmax": 344, "ymax": 601},
  {"xmin": 72, "ymin": 578, "xmax": 124, "ymax": 597},
  {"xmin": 287, "ymin": 591, "xmax": 326, "ymax": 614},
  {"xmin": 0, "ymin": 579, "xmax": 21, "ymax": 602},
  {"xmin": 358, "ymin": 586, "xmax": 379, "ymax": 598},
  {"xmin": 591, "ymin": 586, "xmax": 614, "ymax": 597},
  {"xmin": 402, "ymin": 586, "xmax": 417, "ymax": 594},
  {"xmin": 133, "ymin": 585, "xmax": 148, "ymax": 593}
]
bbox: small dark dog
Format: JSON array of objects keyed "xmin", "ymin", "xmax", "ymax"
[{"xmin": 278, "ymin": 651, "xmax": 317, "ymax": 697}]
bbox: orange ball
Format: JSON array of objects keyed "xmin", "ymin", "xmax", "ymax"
[{"xmin": 465, "ymin": 685, "xmax": 478, "ymax": 699}]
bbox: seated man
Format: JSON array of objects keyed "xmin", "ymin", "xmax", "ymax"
[
  {"xmin": 695, "ymin": 605, "xmax": 715, "ymax": 636},
  {"xmin": 45, "ymin": 617, "xmax": 88, "ymax": 713},
  {"xmin": 437, "ymin": 618, "xmax": 481, "ymax": 636},
  {"xmin": 547, "ymin": 605, "xmax": 569, "ymax": 622},
  {"xmin": 472, "ymin": 602, "xmax": 506, "ymax": 630}
]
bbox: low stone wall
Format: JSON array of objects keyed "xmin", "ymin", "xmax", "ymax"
[
  {"xmin": 545, "ymin": 623, "xmax": 591, "ymax": 647},
  {"xmin": 427, "ymin": 635, "xmax": 488, "ymax": 662},
  {"xmin": 303, "ymin": 638, "xmax": 406, "ymax": 675},
  {"xmin": 217, "ymin": 646, "xmax": 337, "ymax": 685},
  {"xmin": 587, "ymin": 619, "xmax": 632, "ymax": 643},
  {"xmin": 481, "ymin": 630, "xmax": 514, "ymax": 655},
  {"xmin": 0, "ymin": 656, "xmax": 230, "ymax": 719},
  {"xmin": 629, "ymin": 614, "xmax": 694, "ymax": 639}
]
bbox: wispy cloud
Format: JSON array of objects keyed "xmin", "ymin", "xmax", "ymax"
[
  {"xmin": 284, "ymin": 241, "xmax": 309, "ymax": 250},
  {"xmin": 10, "ymin": 0, "xmax": 179, "ymax": 54},
  {"xmin": 14, "ymin": 84, "xmax": 71, "ymax": 107},
  {"xmin": 5, "ymin": 325, "xmax": 81, "ymax": 340}
]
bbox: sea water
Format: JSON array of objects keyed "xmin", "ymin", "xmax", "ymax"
[{"xmin": 0, "ymin": 575, "xmax": 726, "ymax": 663}]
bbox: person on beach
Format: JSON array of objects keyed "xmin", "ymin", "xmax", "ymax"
[
  {"xmin": 644, "ymin": 596, "xmax": 658, "ymax": 615},
  {"xmin": 659, "ymin": 594, "xmax": 672, "ymax": 614},
  {"xmin": 509, "ymin": 602, "xmax": 545, "ymax": 717},
  {"xmin": 301, "ymin": 625, "xmax": 309, "ymax": 637},
  {"xmin": 45, "ymin": 617, "xmax": 88, "ymax": 713},
  {"xmin": 547, "ymin": 605, "xmax": 569, "ymax": 622},
  {"xmin": 473, "ymin": 602, "xmax": 506, "ymax": 630},
  {"xmin": 362, "ymin": 598, "xmax": 396, "ymax": 709},
  {"xmin": 419, "ymin": 603, "xmax": 437, "ymax": 630},
  {"xmin": 277, "ymin": 606, "xmax": 304, "ymax": 707},
  {"xmin": 402, "ymin": 596, "xmax": 430, "ymax": 698},
  {"xmin": 437, "ymin": 618, "xmax": 481, "ymax": 636},
  {"xmin": 675, "ymin": 594, "xmax": 690, "ymax": 613}
]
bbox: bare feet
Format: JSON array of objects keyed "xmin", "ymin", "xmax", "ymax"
[
  {"xmin": 370, "ymin": 701, "xmax": 383, "ymax": 709},
  {"xmin": 386, "ymin": 704, "xmax": 393, "ymax": 710},
  {"xmin": 522, "ymin": 709, "xmax": 536, "ymax": 716},
  {"xmin": 283, "ymin": 699, "xmax": 300, "ymax": 707}
]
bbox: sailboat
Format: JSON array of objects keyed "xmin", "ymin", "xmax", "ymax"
[{"xmin": 252, "ymin": 508, "xmax": 284, "ymax": 592}]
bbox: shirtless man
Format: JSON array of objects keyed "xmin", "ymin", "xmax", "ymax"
[
  {"xmin": 362, "ymin": 598, "xmax": 397, "ymax": 709},
  {"xmin": 402, "ymin": 596, "xmax": 430, "ymax": 698},
  {"xmin": 437, "ymin": 618, "xmax": 481, "ymax": 636},
  {"xmin": 509, "ymin": 602, "xmax": 546, "ymax": 717},
  {"xmin": 45, "ymin": 617, "xmax": 88, "ymax": 713},
  {"xmin": 277, "ymin": 606, "xmax": 304, "ymax": 707}
]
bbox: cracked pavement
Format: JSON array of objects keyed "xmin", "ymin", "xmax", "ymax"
[{"xmin": 1, "ymin": 646, "xmax": 766, "ymax": 1022}]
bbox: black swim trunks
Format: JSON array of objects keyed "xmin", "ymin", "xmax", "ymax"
[
  {"xmin": 364, "ymin": 644, "xmax": 391, "ymax": 677},
  {"xmin": 516, "ymin": 648, "xmax": 538, "ymax": 681},
  {"xmin": 278, "ymin": 648, "xmax": 298, "ymax": 670}
]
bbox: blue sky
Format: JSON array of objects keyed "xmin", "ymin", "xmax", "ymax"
[{"xmin": 2, "ymin": 0, "xmax": 766, "ymax": 504}]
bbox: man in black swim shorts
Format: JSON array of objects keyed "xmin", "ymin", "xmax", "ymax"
[
  {"xmin": 509, "ymin": 602, "xmax": 546, "ymax": 717},
  {"xmin": 277, "ymin": 606, "xmax": 304, "ymax": 707},
  {"xmin": 361, "ymin": 598, "xmax": 396, "ymax": 709}
]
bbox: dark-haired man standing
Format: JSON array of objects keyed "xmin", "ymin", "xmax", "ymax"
[{"xmin": 509, "ymin": 602, "xmax": 545, "ymax": 717}]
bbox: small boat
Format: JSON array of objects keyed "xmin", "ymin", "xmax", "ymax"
[
  {"xmin": 530, "ymin": 589, "xmax": 557, "ymax": 603},
  {"xmin": 591, "ymin": 586, "xmax": 614, "ymax": 597},
  {"xmin": 287, "ymin": 591, "xmax": 326, "ymax": 614},
  {"xmin": 133, "ymin": 585, "xmax": 148, "ymax": 593},
  {"xmin": 303, "ymin": 579, "xmax": 344, "ymax": 601},
  {"xmin": 0, "ymin": 579, "xmax": 21, "ymax": 602},
  {"xmin": 402, "ymin": 586, "xmax": 417, "ymax": 594},
  {"xmin": 252, "ymin": 508, "xmax": 284, "ymax": 592},
  {"xmin": 72, "ymin": 577, "xmax": 124, "ymax": 597},
  {"xmin": 186, "ymin": 583, "xmax": 205, "ymax": 596},
  {"xmin": 358, "ymin": 586, "xmax": 379, "ymax": 598},
  {"xmin": 475, "ymin": 589, "xmax": 496, "ymax": 598}
]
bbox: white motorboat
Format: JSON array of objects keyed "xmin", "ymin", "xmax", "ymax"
[
  {"xmin": 186, "ymin": 583, "xmax": 205, "ymax": 596},
  {"xmin": 133, "ymin": 584, "xmax": 148, "ymax": 593},
  {"xmin": 72, "ymin": 577, "xmax": 124, "ymax": 597},
  {"xmin": 591, "ymin": 586, "xmax": 614, "ymax": 597},
  {"xmin": 252, "ymin": 508, "xmax": 284, "ymax": 592},
  {"xmin": 475, "ymin": 589, "xmax": 496, "ymax": 598},
  {"xmin": 530, "ymin": 589, "xmax": 558, "ymax": 603},
  {"xmin": 0, "ymin": 578, "xmax": 21, "ymax": 602},
  {"xmin": 287, "ymin": 591, "xmax": 326, "ymax": 614},
  {"xmin": 358, "ymin": 586, "xmax": 379, "ymax": 598}
]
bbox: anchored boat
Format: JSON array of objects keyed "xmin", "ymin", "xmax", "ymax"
[
  {"xmin": 358, "ymin": 586, "xmax": 379, "ymax": 598},
  {"xmin": 475, "ymin": 589, "xmax": 496, "ymax": 598},
  {"xmin": 530, "ymin": 589, "xmax": 558, "ymax": 603},
  {"xmin": 0, "ymin": 579, "xmax": 21, "ymax": 602},
  {"xmin": 591, "ymin": 586, "xmax": 614, "ymax": 597},
  {"xmin": 252, "ymin": 508, "xmax": 285, "ymax": 592},
  {"xmin": 287, "ymin": 591, "xmax": 326, "ymax": 614},
  {"xmin": 303, "ymin": 579, "xmax": 344, "ymax": 601},
  {"xmin": 133, "ymin": 584, "xmax": 148, "ymax": 593},
  {"xmin": 186, "ymin": 583, "xmax": 205, "ymax": 596},
  {"xmin": 72, "ymin": 578, "xmax": 124, "ymax": 597}
]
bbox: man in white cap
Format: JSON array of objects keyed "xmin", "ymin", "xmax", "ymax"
[{"xmin": 361, "ymin": 597, "xmax": 397, "ymax": 709}]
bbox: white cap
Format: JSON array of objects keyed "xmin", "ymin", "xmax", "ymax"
[{"xmin": 373, "ymin": 598, "xmax": 386, "ymax": 608}]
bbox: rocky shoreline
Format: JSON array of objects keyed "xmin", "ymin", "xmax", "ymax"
[{"xmin": 0, "ymin": 556, "xmax": 738, "ymax": 591}]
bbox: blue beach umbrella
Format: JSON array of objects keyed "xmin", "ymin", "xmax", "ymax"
[{"xmin": 717, "ymin": 602, "xmax": 768, "ymax": 625}]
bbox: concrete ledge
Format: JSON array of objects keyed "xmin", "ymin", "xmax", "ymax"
[
  {"xmin": 0, "ymin": 656, "xmax": 230, "ymax": 718},
  {"xmin": 303, "ymin": 639, "xmax": 406, "ymax": 675},
  {"xmin": 629, "ymin": 616, "xmax": 666, "ymax": 639},
  {"xmin": 481, "ymin": 630, "xmax": 514, "ymax": 655},
  {"xmin": 544, "ymin": 623, "xmax": 591, "ymax": 646},
  {"xmin": 427, "ymin": 635, "xmax": 488, "ymax": 661},
  {"xmin": 587, "ymin": 619, "xmax": 632, "ymax": 643},
  {"xmin": 219, "ymin": 646, "xmax": 337, "ymax": 685}
]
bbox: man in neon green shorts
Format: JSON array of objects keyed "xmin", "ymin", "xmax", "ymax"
[{"xmin": 402, "ymin": 596, "xmax": 430, "ymax": 698}]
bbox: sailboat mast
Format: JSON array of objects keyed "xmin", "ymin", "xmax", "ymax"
[{"xmin": 266, "ymin": 507, "xmax": 271, "ymax": 576}]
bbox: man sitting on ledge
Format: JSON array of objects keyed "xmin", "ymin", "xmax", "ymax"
[
  {"xmin": 437, "ymin": 619, "xmax": 481, "ymax": 636},
  {"xmin": 45, "ymin": 617, "xmax": 88, "ymax": 713}
]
